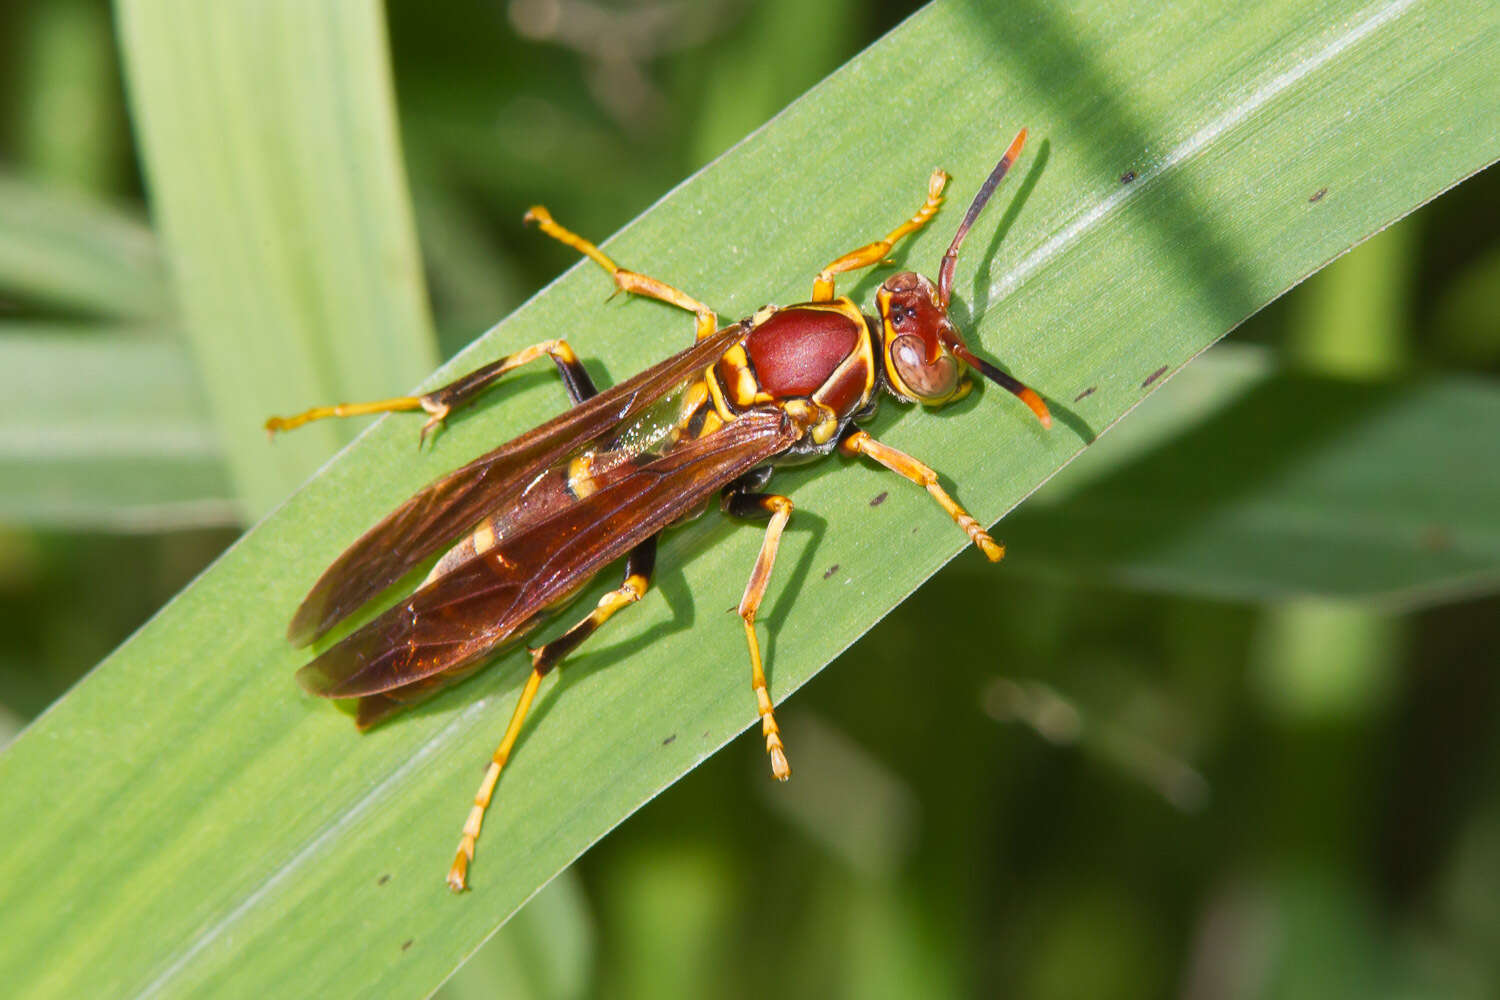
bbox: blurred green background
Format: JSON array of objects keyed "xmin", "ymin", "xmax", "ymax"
[{"xmin": 2, "ymin": 0, "xmax": 1498, "ymax": 997}]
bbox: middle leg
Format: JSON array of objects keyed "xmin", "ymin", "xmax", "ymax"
[{"xmin": 267, "ymin": 337, "xmax": 597, "ymax": 445}]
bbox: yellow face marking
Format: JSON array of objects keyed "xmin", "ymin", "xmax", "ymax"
[{"xmin": 875, "ymin": 288, "xmax": 916, "ymax": 400}]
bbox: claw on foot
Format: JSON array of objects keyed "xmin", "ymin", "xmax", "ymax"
[
  {"xmin": 770, "ymin": 744, "xmax": 791, "ymax": 781},
  {"xmin": 447, "ymin": 846, "xmax": 471, "ymax": 893},
  {"xmin": 418, "ymin": 402, "xmax": 450, "ymax": 447}
]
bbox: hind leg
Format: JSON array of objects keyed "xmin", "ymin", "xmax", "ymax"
[{"xmin": 447, "ymin": 539, "xmax": 657, "ymax": 891}]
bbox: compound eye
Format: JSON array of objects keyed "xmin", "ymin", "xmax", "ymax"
[{"xmin": 891, "ymin": 334, "xmax": 958, "ymax": 400}]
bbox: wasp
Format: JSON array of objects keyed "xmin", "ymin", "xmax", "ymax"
[{"xmin": 268, "ymin": 129, "xmax": 1050, "ymax": 891}]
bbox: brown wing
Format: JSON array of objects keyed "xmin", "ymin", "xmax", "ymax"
[
  {"xmin": 295, "ymin": 407, "xmax": 797, "ymax": 699},
  {"xmin": 289, "ymin": 324, "xmax": 745, "ymax": 645}
]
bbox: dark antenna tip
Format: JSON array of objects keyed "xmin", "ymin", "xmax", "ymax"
[
  {"xmin": 951, "ymin": 345, "xmax": 1052, "ymax": 427},
  {"xmin": 938, "ymin": 128, "xmax": 1028, "ymax": 309}
]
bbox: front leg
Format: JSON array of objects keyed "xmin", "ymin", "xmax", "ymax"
[
  {"xmin": 525, "ymin": 206, "xmax": 720, "ymax": 342},
  {"xmin": 839, "ymin": 429, "xmax": 1004, "ymax": 561},
  {"xmin": 810, "ymin": 168, "xmax": 948, "ymax": 302}
]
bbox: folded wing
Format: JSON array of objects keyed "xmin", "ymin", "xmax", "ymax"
[
  {"xmin": 295, "ymin": 407, "xmax": 797, "ymax": 699},
  {"xmin": 289, "ymin": 325, "xmax": 745, "ymax": 645}
]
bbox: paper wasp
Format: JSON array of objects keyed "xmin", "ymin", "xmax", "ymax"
[{"xmin": 269, "ymin": 129, "xmax": 1050, "ymax": 891}]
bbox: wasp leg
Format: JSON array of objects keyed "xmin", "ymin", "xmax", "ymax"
[
  {"xmin": 265, "ymin": 339, "xmax": 598, "ymax": 446},
  {"xmin": 525, "ymin": 205, "xmax": 720, "ymax": 341},
  {"xmin": 447, "ymin": 538, "xmax": 657, "ymax": 892},
  {"xmin": 811, "ymin": 169, "xmax": 949, "ymax": 302},
  {"xmin": 722, "ymin": 481, "xmax": 793, "ymax": 781},
  {"xmin": 530, "ymin": 540, "xmax": 657, "ymax": 674},
  {"xmin": 447, "ymin": 665, "xmax": 542, "ymax": 893},
  {"xmin": 839, "ymin": 429, "xmax": 1004, "ymax": 562}
]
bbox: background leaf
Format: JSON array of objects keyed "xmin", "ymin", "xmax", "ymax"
[
  {"xmin": 0, "ymin": 174, "xmax": 166, "ymax": 318},
  {"xmin": 1006, "ymin": 345, "xmax": 1500, "ymax": 606},
  {"xmin": 116, "ymin": 0, "xmax": 438, "ymax": 517},
  {"xmin": 0, "ymin": 327, "xmax": 233, "ymax": 530}
]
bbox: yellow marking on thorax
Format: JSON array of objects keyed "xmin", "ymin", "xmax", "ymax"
[
  {"xmin": 719, "ymin": 344, "xmax": 760, "ymax": 408},
  {"xmin": 780, "ymin": 399, "xmax": 839, "ymax": 446},
  {"xmin": 706, "ymin": 332, "xmax": 749, "ymax": 422},
  {"xmin": 809, "ymin": 411, "xmax": 840, "ymax": 446},
  {"xmin": 679, "ymin": 379, "xmax": 710, "ymax": 421}
]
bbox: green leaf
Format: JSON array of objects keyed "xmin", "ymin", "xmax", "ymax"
[
  {"xmin": 1003, "ymin": 345, "xmax": 1500, "ymax": 607},
  {"xmin": 0, "ymin": 327, "xmax": 235, "ymax": 531},
  {"xmin": 0, "ymin": 174, "xmax": 167, "ymax": 318},
  {"xmin": 435, "ymin": 870, "xmax": 593, "ymax": 1000},
  {"xmin": 2, "ymin": 0, "xmax": 1496, "ymax": 996},
  {"xmin": 116, "ymin": 0, "xmax": 438, "ymax": 518}
]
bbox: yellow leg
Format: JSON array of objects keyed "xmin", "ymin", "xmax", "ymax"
[
  {"xmin": 733, "ymin": 494, "xmax": 794, "ymax": 780},
  {"xmin": 448, "ymin": 541, "xmax": 654, "ymax": 891},
  {"xmin": 264, "ymin": 395, "xmax": 427, "ymax": 435},
  {"xmin": 525, "ymin": 205, "xmax": 719, "ymax": 341},
  {"xmin": 840, "ymin": 430, "xmax": 1004, "ymax": 562},
  {"xmin": 448, "ymin": 667, "xmax": 544, "ymax": 892},
  {"xmin": 265, "ymin": 338, "xmax": 588, "ymax": 445},
  {"xmin": 811, "ymin": 168, "xmax": 949, "ymax": 302},
  {"xmin": 530, "ymin": 544, "xmax": 655, "ymax": 673}
]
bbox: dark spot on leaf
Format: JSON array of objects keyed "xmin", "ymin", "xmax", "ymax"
[
  {"xmin": 402, "ymin": 939, "xmax": 414, "ymax": 951},
  {"xmin": 1309, "ymin": 187, "xmax": 1328, "ymax": 203},
  {"xmin": 662, "ymin": 733, "xmax": 676, "ymax": 746},
  {"xmin": 870, "ymin": 491, "xmax": 888, "ymax": 507},
  {"xmin": 1120, "ymin": 170, "xmax": 1136, "ymax": 184},
  {"xmin": 1421, "ymin": 525, "xmax": 1452, "ymax": 552},
  {"xmin": 1073, "ymin": 386, "xmax": 1096, "ymax": 402},
  {"xmin": 823, "ymin": 564, "xmax": 840, "ymax": 580},
  {"xmin": 377, "ymin": 874, "xmax": 390, "ymax": 886},
  {"xmin": 702, "ymin": 730, "xmax": 711, "ymax": 739},
  {"xmin": 1141, "ymin": 365, "xmax": 1169, "ymax": 388}
]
